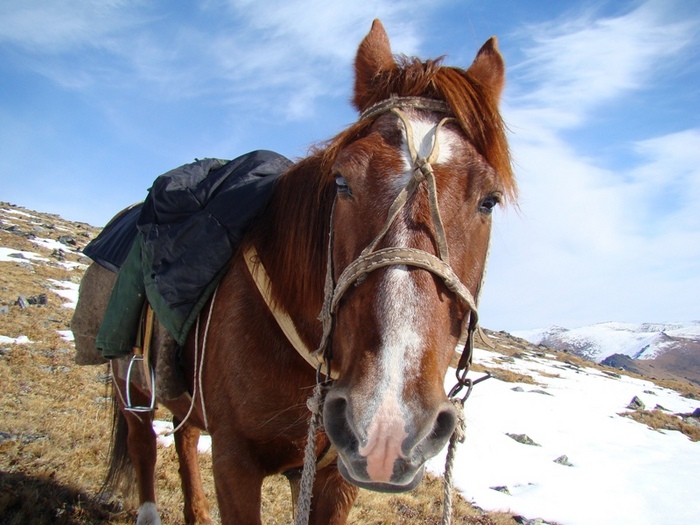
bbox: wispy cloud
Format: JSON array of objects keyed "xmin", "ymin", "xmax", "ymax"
[
  {"xmin": 0, "ymin": 0, "xmax": 147, "ymax": 53},
  {"xmin": 509, "ymin": 0, "xmax": 697, "ymax": 128},
  {"xmin": 0, "ymin": 0, "xmax": 439, "ymax": 119},
  {"xmin": 481, "ymin": 0, "xmax": 700, "ymax": 329}
]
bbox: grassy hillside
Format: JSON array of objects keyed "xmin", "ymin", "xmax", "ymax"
[{"xmin": 0, "ymin": 202, "xmax": 518, "ymax": 524}]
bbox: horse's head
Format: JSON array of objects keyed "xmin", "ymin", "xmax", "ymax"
[{"xmin": 320, "ymin": 20, "xmax": 515, "ymax": 493}]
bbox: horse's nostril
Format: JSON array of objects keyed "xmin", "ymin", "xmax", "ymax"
[
  {"xmin": 323, "ymin": 394, "xmax": 358, "ymax": 450},
  {"xmin": 430, "ymin": 407, "xmax": 457, "ymax": 442}
]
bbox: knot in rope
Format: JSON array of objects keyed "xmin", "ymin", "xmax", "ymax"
[{"xmin": 414, "ymin": 157, "xmax": 434, "ymax": 181}]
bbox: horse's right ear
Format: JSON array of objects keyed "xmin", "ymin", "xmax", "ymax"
[{"xmin": 353, "ymin": 19, "xmax": 396, "ymax": 112}]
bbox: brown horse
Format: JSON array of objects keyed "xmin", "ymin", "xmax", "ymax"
[{"xmin": 103, "ymin": 19, "xmax": 515, "ymax": 525}]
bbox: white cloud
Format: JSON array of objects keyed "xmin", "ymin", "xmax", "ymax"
[{"xmin": 0, "ymin": 0, "xmax": 439, "ymax": 119}]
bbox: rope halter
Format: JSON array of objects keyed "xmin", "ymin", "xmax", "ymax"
[{"xmin": 315, "ymin": 97, "xmax": 480, "ymax": 384}]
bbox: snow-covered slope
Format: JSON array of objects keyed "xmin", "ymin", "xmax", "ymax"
[{"xmin": 429, "ymin": 347, "xmax": 700, "ymax": 525}]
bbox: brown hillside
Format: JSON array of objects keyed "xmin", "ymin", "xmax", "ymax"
[{"xmin": 1, "ymin": 202, "xmax": 521, "ymax": 524}]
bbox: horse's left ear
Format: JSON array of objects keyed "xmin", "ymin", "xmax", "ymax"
[
  {"xmin": 466, "ymin": 37, "xmax": 506, "ymax": 101},
  {"xmin": 353, "ymin": 19, "xmax": 397, "ymax": 112}
]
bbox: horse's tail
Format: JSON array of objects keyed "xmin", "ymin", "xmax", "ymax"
[{"xmin": 100, "ymin": 391, "xmax": 135, "ymax": 497}]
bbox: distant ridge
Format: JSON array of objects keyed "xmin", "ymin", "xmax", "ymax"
[{"xmin": 515, "ymin": 321, "xmax": 700, "ymax": 385}]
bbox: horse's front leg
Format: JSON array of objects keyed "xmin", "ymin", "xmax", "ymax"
[
  {"xmin": 210, "ymin": 430, "xmax": 266, "ymax": 525},
  {"xmin": 172, "ymin": 418, "xmax": 214, "ymax": 524},
  {"xmin": 309, "ymin": 462, "xmax": 359, "ymax": 525}
]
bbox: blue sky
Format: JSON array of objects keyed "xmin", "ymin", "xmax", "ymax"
[{"xmin": 1, "ymin": 0, "xmax": 698, "ymax": 331}]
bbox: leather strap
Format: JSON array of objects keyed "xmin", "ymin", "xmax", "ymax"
[{"xmin": 243, "ymin": 245, "xmax": 338, "ymax": 379}]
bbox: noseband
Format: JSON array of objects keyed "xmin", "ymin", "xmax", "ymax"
[{"xmin": 315, "ymin": 96, "xmax": 480, "ymax": 396}]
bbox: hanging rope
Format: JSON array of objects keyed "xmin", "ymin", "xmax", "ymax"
[
  {"xmin": 441, "ymin": 399, "xmax": 467, "ymax": 525},
  {"xmin": 294, "ymin": 381, "xmax": 327, "ymax": 525},
  {"xmin": 169, "ymin": 286, "xmax": 217, "ymax": 435}
]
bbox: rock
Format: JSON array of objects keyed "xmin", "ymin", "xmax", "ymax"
[
  {"xmin": 684, "ymin": 417, "xmax": 700, "ymax": 429},
  {"xmin": 27, "ymin": 293, "xmax": 48, "ymax": 305},
  {"xmin": 514, "ymin": 517, "xmax": 557, "ymax": 525},
  {"xmin": 511, "ymin": 386, "xmax": 525, "ymax": 392},
  {"xmin": 490, "ymin": 485, "xmax": 510, "ymax": 495},
  {"xmin": 530, "ymin": 389, "xmax": 553, "ymax": 396},
  {"xmin": 0, "ymin": 431, "xmax": 49, "ymax": 445},
  {"xmin": 16, "ymin": 294, "xmax": 47, "ymax": 308},
  {"xmin": 554, "ymin": 454, "xmax": 574, "ymax": 466},
  {"xmin": 58, "ymin": 235, "xmax": 76, "ymax": 246},
  {"xmin": 627, "ymin": 396, "xmax": 645, "ymax": 410},
  {"xmin": 506, "ymin": 433, "xmax": 541, "ymax": 446}
]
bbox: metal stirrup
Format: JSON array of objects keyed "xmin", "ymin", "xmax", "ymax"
[{"xmin": 124, "ymin": 354, "xmax": 156, "ymax": 412}]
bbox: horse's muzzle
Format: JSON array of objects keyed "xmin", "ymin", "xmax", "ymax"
[{"xmin": 323, "ymin": 389, "xmax": 457, "ymax": 493}]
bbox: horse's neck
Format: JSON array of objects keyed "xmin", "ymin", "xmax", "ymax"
[{"xmin": 245, "ymin": 159, "xmax": 333, "ymax": 343}]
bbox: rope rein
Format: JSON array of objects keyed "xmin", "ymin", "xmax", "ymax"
[
  {"xmin": 294, "ymin": 380, "xmax": 327, "ymax": 525},
  {"xmin": 169, "ymin": 286, "xmax": 217, "ymax": 435}
]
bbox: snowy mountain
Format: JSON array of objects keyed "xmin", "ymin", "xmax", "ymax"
[
  {"xmin": 515, "ymin": 321, "xmax": 700, "ymax": 361},
  {"xmin": 515, "ymin": 321, "xmax": 700, "ymax": 385}
]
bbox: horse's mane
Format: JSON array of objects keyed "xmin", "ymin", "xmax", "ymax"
[
  {"xmin": 246, "ymin": 55, "xmax": 515, "ymax": 321},
  {"xmin": 340, "ymin": 55, "xmax": 515, "ymax": 201}
]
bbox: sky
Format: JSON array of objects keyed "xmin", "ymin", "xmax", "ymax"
[{"xmin": 1, "ymin": 0, "xmax": 698, "ymax": 332}]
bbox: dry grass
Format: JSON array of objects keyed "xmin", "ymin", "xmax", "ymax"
[
  {"xmin": 619, "ymin": 409, "xmax": 700, "ymax": 442},
  {"xmin": 1, "ymin": 208, "xmax": 521, "ymax": 524}
]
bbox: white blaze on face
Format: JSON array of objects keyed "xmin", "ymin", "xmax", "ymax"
[
  {"xmin": 358, "ymin": 114, "xmax": 456, "ymax": 482},
  {"xmin": 392, "ymin": 115, "xmax": 459, "ymax": 190}
]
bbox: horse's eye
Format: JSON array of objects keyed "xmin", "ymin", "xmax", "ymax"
[
  {"xmin": 335, "ymin": 175, "xmax": 352, "ymax": 196},
  {"xmin": 479, "ymin": 194, "xmax": 500, "ymax": 215}
]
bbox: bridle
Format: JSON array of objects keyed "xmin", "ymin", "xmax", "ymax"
[{"xmin": 314, "ymin": 96, "xmax": 483, "ymax": 399}]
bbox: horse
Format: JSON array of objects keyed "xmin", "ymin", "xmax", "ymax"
[{"xmin": 99, "ymin": 19, "xmax": 515, "ymax": 525}]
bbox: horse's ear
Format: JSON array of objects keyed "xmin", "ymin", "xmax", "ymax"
[
  {"xmin": 353, "ymin": 19, "xmax": 396, "ymax": 112},
  {"xmin": 466, "ymin": 37, "xmax": 506, "ymax": 101}
]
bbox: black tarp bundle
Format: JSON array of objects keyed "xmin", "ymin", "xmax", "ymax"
[{"xmin": 88, "ymin": 150, "xmax": 292, "ymax": 356}]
